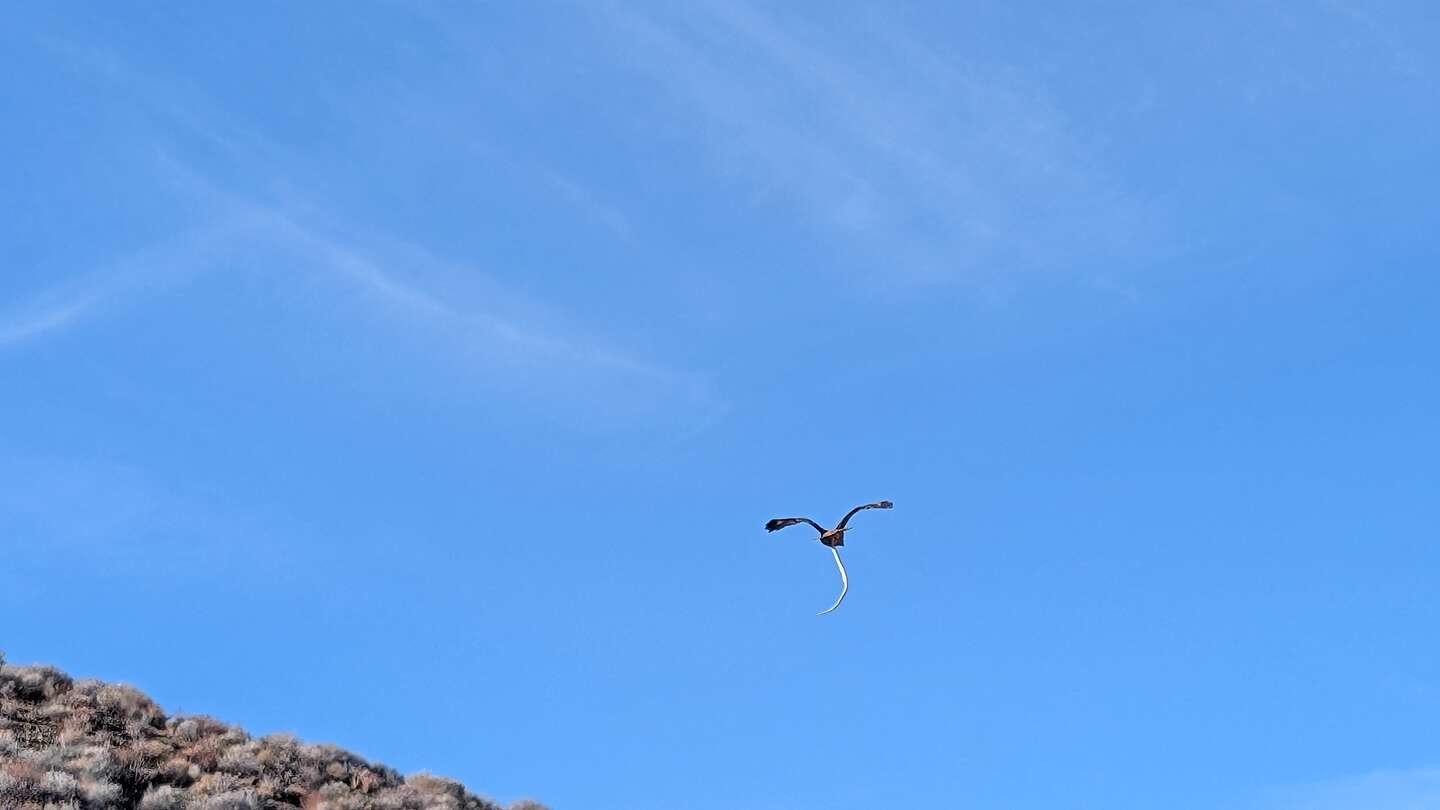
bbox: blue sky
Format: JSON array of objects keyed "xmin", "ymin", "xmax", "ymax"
[{"xmin": 2, "ymin": 2, "xmax": 1438, "ymax": 808}]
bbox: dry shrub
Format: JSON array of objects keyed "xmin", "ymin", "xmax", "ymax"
[
  {"xmin": 39, "ymin": 768, "xmax": 80, "ymax": 800},
  {"xmin": 0, "ymin": 654, "xmax": 522, "ymax": 810},
  {"xmin": 195, "ymin": 788, "xmax": 261, "ymax": 810},
  {"xmin": 138, "ymin": 784, "xmax": 187, "ymax": 810},
  {"xmin": 81, "ymin": 776, "xmax": 124, "ymax": 808}
]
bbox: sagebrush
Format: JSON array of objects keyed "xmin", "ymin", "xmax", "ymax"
[{"xmin": 0, "ymin": 651, "xmax": 544, "ymax": 810}]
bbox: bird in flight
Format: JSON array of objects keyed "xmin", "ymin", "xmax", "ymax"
[{"xmin": 765, "ymin": 500, "xmax": 893, "ymax": 615}]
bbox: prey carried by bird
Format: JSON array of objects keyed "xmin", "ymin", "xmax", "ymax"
[{"xmin": 765, "ymin": 500, "xmax": 893, "ymax": 615}]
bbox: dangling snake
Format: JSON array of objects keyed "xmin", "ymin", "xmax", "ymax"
[
  {"xmin": 817, "ymin": 545, "xmax": 849, "ymax": 616},
  {"xmin": 765, "ymin": 500, "xmax": 892, "ymax": 615}
]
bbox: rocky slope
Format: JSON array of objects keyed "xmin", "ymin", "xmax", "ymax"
[{"xmin": 0, "ymin": 651, "xmax": 542, "ymax": 810}]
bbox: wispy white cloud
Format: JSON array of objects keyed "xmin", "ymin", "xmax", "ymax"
[
  {"xmin": 5, "ymin": 35, "xmax": 720, "ymax": 423},
  {"xmin": 590, "ymin": 1, "xmax": 1154, "ymax": 280},
  {"xmin": 461, "ymin": 135, "xmax": 637, "ymax": 241},
  {"xmin": 0, "ymin": 293, "xmax": 99, "ymax": 347},
  {"xmin": 534, "ymin": 165, "xmax": 635, "ymax": 240},
  {"xmin": 250, "ymin": 199, "xmax": 709, "ymax": 396},
  {"xmin": 2, "ymin": 170, "xmax": 718, "ymax": 420},
  {"xmin": 0, "ymin": 222, "xmax": 246, "ymax": 349},
  {"xmin": 1253, "ymin": 767, "xmax": 1440, "ymax": 810}
]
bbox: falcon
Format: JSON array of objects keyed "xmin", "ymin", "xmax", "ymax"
[{"xmin": 765, "ymin": 500, "xmax": 893, "ymax": 615}]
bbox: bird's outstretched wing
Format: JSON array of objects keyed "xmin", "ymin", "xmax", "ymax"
[
  {"xmin": 834, "ymin": 499, "xmax": 893, "ymax": 531},
  {"xmin": 766, "ymin": 517, "xmax": 825, "ymax": 534},
  {"xmin": 818, "ymin": 545, "xmax": 849, "ymax": 616}
]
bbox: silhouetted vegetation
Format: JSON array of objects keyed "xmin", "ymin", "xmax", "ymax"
[{"xmin": 0, "ymin": 651, "xmax": 544, "ymax": 810}]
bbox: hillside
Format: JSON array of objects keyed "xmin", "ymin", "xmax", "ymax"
[{"xmin": 0, "ymin": 651, "xmax": 542, "ymax": 810}]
